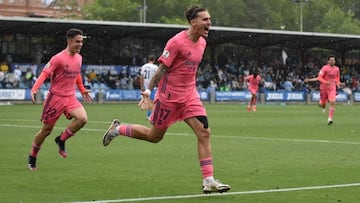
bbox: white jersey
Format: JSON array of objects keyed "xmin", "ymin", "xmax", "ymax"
[{"xmin": 140, "ymin": 62, "xmax": 158, "ymax": 89}]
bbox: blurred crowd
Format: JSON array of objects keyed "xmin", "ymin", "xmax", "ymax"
[
  {"xmin": 1, "ymin": 56, "xmax": 359, "ymax": 93},
  {"xmin": 196, "ymin": 57, "xmax": 360, "ymax": 93}
]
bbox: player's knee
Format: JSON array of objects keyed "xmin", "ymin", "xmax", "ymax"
[
  {"xmin": 196, "ymin": 116, "xmax": 211, "ymax": 140},
  {"xmin": 148, "ymin": 135, "xmax": 164, "ymax": 143},
  {"xmin": 196, "ymin": 116, "xmax": 209, "ymax": 129},
  {"xmin": 39, "ymin": 126, "xmax": 53, "ymax": 136},
  {"xmin": 149, "ymin": 137, "xmax": 162, "ymax": 143},
  {"xmin": 42, "ymin": 129, "xmax": 53, "ymax": 136},
  {"xmin": 75, "ymin": 116, "xmax": 88, "ymax": 126},
  {"xmin": 147, "ymin": 128, "xmax": 166, "ymax": 143}
]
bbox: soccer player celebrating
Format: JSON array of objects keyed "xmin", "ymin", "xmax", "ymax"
[
  {"xmin": 102, "ymin": 5, "xmax": 231, "ymax": 193},
  {"xmin": 246, "ymin": 69, "xmax": 262, "ymax": 112},
  {"xmin": 304, "ymin": 55, "xmax": 344, "ymax": 125},
  {"xmin": 27, "ymin": 28, "xmax": 92, "ymax": 170}
]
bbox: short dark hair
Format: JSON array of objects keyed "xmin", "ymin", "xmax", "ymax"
[
  {"xmin": 328, "ymin": 55, "xmax": 336, "ymax": 60},
  {"xmin": 148, "ymin": 54, "xmax": 156, "ymax": 62},
  {"xmin": 66, "ymin": 28, "xmax": 83, "ymax": 39},
  {"xmin": 185, "ymin": 5, "xmax": 207, "ymax": 23}
]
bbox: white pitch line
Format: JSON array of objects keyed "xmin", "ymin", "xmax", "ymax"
[
  {"xmin": 220, "ymin": 135, "xmax": 360, "ymax": 145},
  {"xmin": 0, "ymin": 118, "xmax": 110, "ymax": 124},
  {"xmin": 69, "ymin": 182, "xmax": 360, "ymax": 203},
  {"xmin": 1, "ymin": 123, "xmax": 360, "ymax": 145}
]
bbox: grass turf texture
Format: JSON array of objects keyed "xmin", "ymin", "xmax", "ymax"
[{"xmin": 0, "ymin": 103, "xmax": 359, "ymax": 203}]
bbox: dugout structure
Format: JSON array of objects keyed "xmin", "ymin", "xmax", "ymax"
[{"xmin": 1, "ymin": 16, "xmax": 360, "ymax": 66}]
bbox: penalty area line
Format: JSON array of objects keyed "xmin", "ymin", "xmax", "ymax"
[{"xmin": 69, "ymin": 182, "xmax": 360, "ymax": 203}]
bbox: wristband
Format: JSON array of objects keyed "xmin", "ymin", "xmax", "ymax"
[{"xmin": 144, "ymin": 89, "xmax": 151, "ymax": 96}]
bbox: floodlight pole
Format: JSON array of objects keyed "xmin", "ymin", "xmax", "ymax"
[
  {"xmin": 138, "ymin": 0, "xmax": 147, "ymax": 23},
  {"xmin": 300, "ymin": 0, "xmax": 303, "ymax": 32},
  {"xmin": 292, "ymin": 0, "xmax": 310, "ymax": 32},
  {"xmin": 143, "ymin": 0, "xmax": 147, "ymax": 23}
]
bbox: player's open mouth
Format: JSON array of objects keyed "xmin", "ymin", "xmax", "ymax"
[{"xmin": 204, "ymin": 27, "xmax": 210, "ymax": 33}]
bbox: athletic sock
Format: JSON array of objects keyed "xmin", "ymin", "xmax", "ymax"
[
  {"xmin": 200, "ymin": 157, "xmax": 214, "ymax": 179},
  {"xmin": 60, "ymin": 128, "xmax": 74, "ymax": 141},
  {"xmin": 329, "ymin": 106, "xmax": 335, "ymax": 119},
  {"xmin": 116, "ymin": 124, "xmax": 132, "ymax": 137},
  {"xmin": 30, "ymin": 143, "xmax": 41, "ymax": 157}
]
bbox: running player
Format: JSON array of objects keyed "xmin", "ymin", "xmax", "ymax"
[
  {"xmin": 304, "ymin": 55, "xmax": 344, "ymax": 125},
  {"xmin": 102, "ymin": 5, "xmax": 230, "ymax": 194},
  {"xmin": 246, "ymin": 69, "xmax": 262, "ymax": 112},
  {"xmin": 27, "ymin": 28, "xmax": 92, "ymax": 170}
]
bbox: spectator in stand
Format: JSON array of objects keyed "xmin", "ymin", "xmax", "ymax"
[
  {"xmin": 0, "ymin": 61, "xmax": 9, "ymax": 73},
  {"xmin": 351, "ymin": 75, "xmax": 359, "ymax": 92},
  {"xmin": 133, "ymin": 73, "xmax": 142, "ymax": 90},
  {"xmin": 0, "ymin": 70, "xmax": 4, "ymax": 88},
  {"xmin": 87, "ymin": 69, "xmax": 98, "ymax": 86},
  {"xmin": 284, "ymin": 78, "xmax": 294, "ymax": 92},
  {"xmin": 230, "ymin": 76, "xmax": 241, "ymax": 90},
  {"xmin": 0, "ymin": 61, "xmax": 9, "ymax": 88},
  {"xmin": 24, "ymin": 68, "xmax": 34, "ymax": 88},
  {"xmin": 102, "ymin": 70, "xmax": 115, "ymax": 89},
  {"xmin": 119, "ymin": 74, "xmax": 128, "ymax": 89},
  {"xmin": 13, "ymin": 65, "xmax": 23, "ymax": 88}
]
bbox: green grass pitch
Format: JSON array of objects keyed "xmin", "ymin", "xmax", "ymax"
[{"xmin": 0, "ymin": 103, "xmax": 360, "ymax": 203}]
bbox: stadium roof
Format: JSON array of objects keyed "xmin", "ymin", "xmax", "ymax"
[{"xmin": 1, "ymin": 16, "xmax": 360, "ymax": 51}]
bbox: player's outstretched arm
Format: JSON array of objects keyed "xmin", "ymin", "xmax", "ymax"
[
  {"xmin": 76, "ymin": 74, "xmax": 92, "ymax": 103},
  {"xmin": 30, "ymin": 72, "xmax": 49, "ymax": 104},
  {"xmin": 304, "ymin": 77, "xmax": 318, "ymax": 83},
  {"xmin": 30, "ymin": 90, "xmax": 37, "ymax": 104}
]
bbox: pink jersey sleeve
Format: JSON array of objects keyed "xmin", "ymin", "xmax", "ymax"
[
  {"xmin": 158, "ymin": 39, "xmax": 178, "ymax": 69},
  {"xmin": 317, "ymin": 66, "xmax": 327, "ymax": 84},
  {"xmin": 76, "ymin": 73, "xmax": 86, "ymax": 94},
  {"xmin": 31, "ymin": 71, "xmax": 49, "ymax": 93}
]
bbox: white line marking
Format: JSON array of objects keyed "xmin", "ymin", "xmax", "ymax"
[
  {"xmin": 0, "ymin": 118, "xmax": 110, "ymax": 124},
  {"xmin": 1, "ymin": 123, "xmax": 360, "ymax": 145},
  {"xmin": 221, "ymin": 135, "xmax": 360, "ymax": 145},
  {"xmin": 69, "ymin": 182, "xmax": 360, "ymax": 203}
]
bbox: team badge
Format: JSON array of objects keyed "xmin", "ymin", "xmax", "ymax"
[
  {"xmin": 162, "ymin": 50, "xmax": 170, "ymax": 58},
  {"xmin": 43, "ymin": 62, "xmax": 51, "ymax": 69}
]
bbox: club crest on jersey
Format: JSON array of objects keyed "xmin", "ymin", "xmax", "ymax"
[{"xmin": 162, "ymin": 50, "xmax": 170, "ymax": 58}]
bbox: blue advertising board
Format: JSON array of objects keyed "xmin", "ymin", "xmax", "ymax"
[{"xmin": 265, "ymin": 91, "xmax": 305, "ymax": 101}]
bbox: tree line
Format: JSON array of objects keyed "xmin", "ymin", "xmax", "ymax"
[
  {"xmin": 51, "ymin": 0, "xmax": 360, "ymax": 34},
  {"xmin": 75, "ymin": 0, "xmax": 360, "ymax": 34}
]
